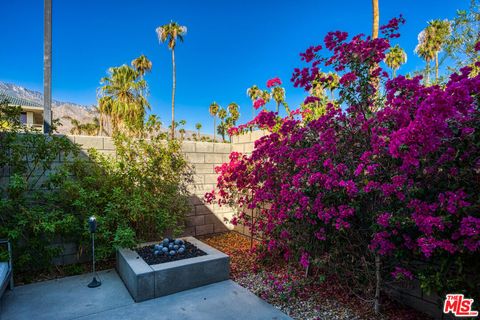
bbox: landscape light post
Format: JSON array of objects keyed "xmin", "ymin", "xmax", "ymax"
[{"xmin": 87, "ymin": 216, "xmax": 101, "ymax": 288}]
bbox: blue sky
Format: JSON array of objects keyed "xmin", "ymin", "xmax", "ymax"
[{"xmin": 1, "ymin": 0, "xmax": 469, "ymax": 133}]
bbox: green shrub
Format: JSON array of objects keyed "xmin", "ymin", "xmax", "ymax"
[{"xmin": 0, "ymin": 100, "xmax": 193, "ymax": 272}]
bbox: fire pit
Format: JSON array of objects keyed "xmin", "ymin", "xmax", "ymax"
[{"xmin": 116, "ymin": 237, "xmax": 229, "ymax": 302}]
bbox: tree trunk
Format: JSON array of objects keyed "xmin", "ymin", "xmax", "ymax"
[
  {"xmin": 374, "ymin": 254, "xmax": 381, "ymax": 314},
  {"xmin": 393, "ymin": 69, "xmax": 396, "ymax": 78},
  {"xmin": 43, "ymin": 0, "xmax": 52, "ymax": 134},
  {"xmin": 372, "ymin": 0, "xmax": 379, "ymax": 39},
  {"xmin": 213, "ymin": 117, "xmax": 216, "ymax": 142},
  {"xmin": 171, "ymin": 49, "xmax": 176, "ymax": 140},
  {"xmin": 98, "ymin": 113, "xmax": 103, "ymax": 136},
  {"xmin": 435, "ymin": 51, "xmax": 439, "ymax": 83},
  {"xmin": 425, "ymin": 60, "xmax": 431, "ymax": 85}
]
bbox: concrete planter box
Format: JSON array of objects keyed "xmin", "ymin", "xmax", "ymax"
[{"xmin": 116, "ymin": 236, "xmax": 229, "ymax": 302}]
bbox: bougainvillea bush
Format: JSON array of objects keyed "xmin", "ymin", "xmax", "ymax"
[{"xmin": 207, "ymin": 17, "xmax": 480, "ymax": 302}]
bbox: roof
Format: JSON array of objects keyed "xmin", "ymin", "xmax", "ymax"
[{"xmin": 0, "ymin": 91, "xmax": 43, "ymax": 108}]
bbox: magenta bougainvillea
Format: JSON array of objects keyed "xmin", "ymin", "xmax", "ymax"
[
  {"xmin": 266, "ymin": 77, "xmax": 282, "ymax": 88},
  {"xmin": 207, "ymin": 17, "xmax": 480, "ymax": 297}
]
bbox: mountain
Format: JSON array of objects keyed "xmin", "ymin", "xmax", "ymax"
[
  {"xmin": 0, "ymin": 82, "xmax": 98, "ymax": 134},
  {"xmin": 0, "ymin": 81, "xmax": 214, "ymax": 140}
]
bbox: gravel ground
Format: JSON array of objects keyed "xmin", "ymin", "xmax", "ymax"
[{"xmin": 236, "ymin": 271, "xmax": 361, "ymax": 320}]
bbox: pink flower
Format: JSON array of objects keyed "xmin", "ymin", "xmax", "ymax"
[
  {"xmin": 227, "ymin": 126, "xmax": 239, "ymax": 136},
  {"xmin": 253, "ymin": 98, "xmax": 266, "ymax": 110},
  {"xmin": 339, "ymin": 72, "xmax": 357, "ymax": 85},
  {"xmin": 304, "ymin": 96, "xmax": 321, "ymax": 104},
  {"xmin": 377, "ymin": 213, "xmax": 392, "ymax": 228},
  {"xmin": 266, "ymin": 77, "xmax": 282, "ymax": 88},
  {"xmin": 300, "ymin": 252, "xmax": 310, "ymax": 269}
]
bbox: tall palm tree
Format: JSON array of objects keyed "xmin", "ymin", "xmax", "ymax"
[
  {"xmin": 131, "ymin": 55, "xmax": 152, "ymax": 77},
  {"xmin": 209, "ymin": 102, "xmax": 220, "ymax": 142},
  {"xmin": 261, "ymin": 90, "xmax": 271, "ymax": 109},
  {"xmin": 228, "ymin": 103, "xmax": 240, "ymax": 123},
  {"xmin": 44, "ymin": 0, "xmax": 52, "ymax": 133},
  {"xmin": 217, "ymin": 108, "xmax": 227, "ymax": 142},
  {"xmin": 98, "ymin": 65, "xmax": 150, "ymax": 135},
  {"xmin": 372, "ymin": 0, "xmax": 379, "ymax": 39},
  {"xmin": 384, "ymin": 45, "xmax": 407, "ymax": 78},
  {"xmin": 156, "ymin": 22, "xmax": 187, "ymax": 139},
  {"xmin": 271, "ymin": 87, "xmax": 287, "ymax": 113},
  {"xmin": 195, "ymin": 122, "xmax": 202, "ymax": 139},
  {"xmin": 415, "ymin": 26, "xmax": 436, "ymax": 85},
  {"xmin": 428, "ymin": 19, "xmax": 451, "ymax": 82},
  {"xmin": 247, "ymin": 85, "xmax": 261, "ymax": 118}
]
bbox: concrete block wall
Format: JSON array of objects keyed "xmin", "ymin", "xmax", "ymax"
[
  {"xmin": 231, "ymin": 130, "xmax": 268, "ymax": 154},
  {"xmin": 180, "ymin": 141, "xmax": 235, "ymax": 237}
]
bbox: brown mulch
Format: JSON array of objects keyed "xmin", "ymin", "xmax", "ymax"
[
  {"xmin": 200, "ymin": 231, "xmax": 430, "ymax": 320},
  {"xmin": 198, "ymin": 232, "xmax": 260, "ymax": 279},
  {"xmin": 14, "ymin": 259, "xmax": 115, "ymax": 286}
]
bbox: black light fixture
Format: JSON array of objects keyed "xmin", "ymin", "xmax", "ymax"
[{"xmin": 87, "ymin": 216, "xmax": 101, "ymax": 288}]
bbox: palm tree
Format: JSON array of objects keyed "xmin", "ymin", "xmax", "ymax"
[
  {"xmin": 271, "ymin": 87, "xmax": 287, "ymax": 113},
  {"xmin": 145, "ymin": 114, "xmax": 162, "ymax": 137},
  {"xmin": 216, "ymin": 122, "xmax": 227, "ymax": 143},
  {"xmin": 178, "ymin": 119, "xmax": 186, "ymax": 139},
  {"xmin": 131, "ymin": 54, "xmax": 152, "ymax": 77},
  {"xmin": 228, "ymin": 103, "xmax": 240, "ymax": 123},
  {"xmin": 384, "ymin": 45, "xmax": 407, "ymax": 78},
  {"xmin": 372, "ymin": 0, "xmax": 379, "ymax": 39},
  {"xmin": 195, "ymin": 122, "xmax": 202, "ymax": 139},
  {"xmin": 428, "ymin": 19, "xmax": 451, "ymax": 82},
  {"xmin": 209, "ymin": 102, "xmax": 220, "ymax": 142},
  {"xmin": 98, "ymin": 65, "xmax": 150, "ymax": 135},
  {"xmin": 415, "ymin": 26, "xmax": 437, "ymax": 85},
  {"xmin": 179, "ymin": 128, "xmax": 186, "ymax": 140},
  {"xmin": 67, "ymin": 117, "xmax": 82, "ymax": 135},
  {"xmin": 217, "ymin": 108, "xmax": 227, "ymax": 142},
  {"xmin": 156, "ymin": 22, "xmax": 187, "ymax": 139},
  {"xmin": 247, "ymin": 85, "xmax": 261, "ymax": 118}
]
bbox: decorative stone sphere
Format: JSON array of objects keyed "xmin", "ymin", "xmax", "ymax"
[
  {"xmin": 174, "ymin": 239, "xmax": 182, "ymax": 245},
  {"xmin": 178, "ymin": 247, "xmax": 185, "ymax": 254},
  {"xmin": 169, "ymin": 250, "xmax": 176, "ymax": 256},
  {"xmin": 154, "ymin": 244, "xmax": 162, "ymax": 251},
  {"xmin": 168, "ymin": 243, "xmax": 174, "ymax": 250},
  {"xmin": 162, "ymin": 247, "xmax": 168, "ymax": 253},
  {"xmin": 173, "ymin": 245, "xmax": 179, "ymax": 250},
  {"xmin": 154, "ymin": 250, "xmax": 160, "ymax": 256},
  {"xmin": 162, "ymin": 238, "xmax": 170, "ymax": 246}
]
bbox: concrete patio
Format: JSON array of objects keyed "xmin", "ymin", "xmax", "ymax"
[{"xmin": 0, "ymin": 269, "xmax": 291, "ymax": 320}]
